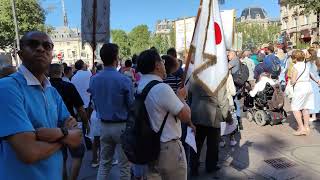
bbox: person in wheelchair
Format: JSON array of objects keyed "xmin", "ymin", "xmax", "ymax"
[
  {"xmin": 244, "ymin": 72, "xmax": 287, "ymax": 126},
  {"xmin": 249, "ymin": 72, "xmax": 275, "ymax": 98}
]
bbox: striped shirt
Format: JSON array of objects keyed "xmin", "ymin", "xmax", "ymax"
[{"xmin": 164, "ymin": 74, "xmax": 182, "ymax": 93}]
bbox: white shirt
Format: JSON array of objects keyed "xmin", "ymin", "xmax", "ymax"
[
  {"xmin": 137, "ymin": 74, "xmax": 184, "ymax": 142},
  {"xmin": 71, "ymin": 70, "xmax": 92, "ymax": 108},
  {"xmin": 249, "ymin": 76, "xmax": 276, "ymax": 97},
  {"xmin": 242, "ymin": 57, "xmax": 255, "ymax": 81}
]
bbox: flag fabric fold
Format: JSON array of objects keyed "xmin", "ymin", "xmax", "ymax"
[
  {"xmin": 81, "ymin": 0, "xmax": 110, "ymax": 44},
  {"xmin": 190, "ymin": 0, "xmax": 229, "ymax": 96}
]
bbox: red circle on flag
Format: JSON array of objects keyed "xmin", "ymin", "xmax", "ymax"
[{"xmin": 214, "ymin": 22, "xmax": 222, "ymax": 45}]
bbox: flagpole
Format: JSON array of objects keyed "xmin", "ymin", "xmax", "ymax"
[
  {"xmin": 11, "ymin": 0, "xmax": 20, "ymax": 66},
  {"xmin": 91, "ymin": 0, "xmax": 97, "ymax": 68},
  {"xmin": 181, "ymin": 0, "xmax": 203, "ymax": 87}
]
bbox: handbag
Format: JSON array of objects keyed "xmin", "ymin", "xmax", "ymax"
[
  {"xmin": 285, "ymin": 61, "xmax": 307, "ymax": 100},
  {"xmin": 285, "ymin": 80, "xmax": 294, "ymax": 99}
]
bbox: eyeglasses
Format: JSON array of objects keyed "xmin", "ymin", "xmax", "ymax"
[{"xmin": 22, "ymin": 39, "xmax": 54, "ymax": 51}]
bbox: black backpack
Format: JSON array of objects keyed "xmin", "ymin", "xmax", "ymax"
[
  {"xmin": 233, "ymin": 63, "xmax": 249, "ymax": 87},
  {"xmin": 121, "ymin": 80, "xmax": 169, "ymax": 164}
]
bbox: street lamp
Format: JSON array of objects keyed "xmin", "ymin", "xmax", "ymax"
[{"xmin": 11, "ymin": 0, "xmax": 20, "ymax": 66}]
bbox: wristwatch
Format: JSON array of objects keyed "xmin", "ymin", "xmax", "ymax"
[{"xmin": 60, "ymin": 127, "xmax": 69, "ymax": 138}]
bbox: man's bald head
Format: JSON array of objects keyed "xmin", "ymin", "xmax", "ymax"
[
  {"xmin": 227, "ymin": 50, "xmax": 237, "ymax": 61},
  {"xmin": 19, "ymin": 31, "xmax": 52, "ymax": 50},
  {"xmin": 49, "ymin": 64, "xmax": 63, "ymax": 78}
]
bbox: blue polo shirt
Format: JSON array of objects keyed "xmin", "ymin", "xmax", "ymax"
[
  {"xmin": 0, "ymin": 65, "xmax": 70, "ymax": 180},
  {"xmin": 88, "ymin": 67, "xmax": 134, "ymax": 122}
]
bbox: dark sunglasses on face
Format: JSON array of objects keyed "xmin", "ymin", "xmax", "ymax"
[{"xmin": 22, "ymin": 39, "xmax": 54, "ymax": 51}]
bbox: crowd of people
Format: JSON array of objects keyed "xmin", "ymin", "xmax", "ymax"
[{"xmin": 0, "ymin": 31, "xmax": 320, "ymax": 180}]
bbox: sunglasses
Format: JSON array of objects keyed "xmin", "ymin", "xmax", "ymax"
[{"xmin": 22, "ymin": 39, "xmax": 54, "ymax": 51}]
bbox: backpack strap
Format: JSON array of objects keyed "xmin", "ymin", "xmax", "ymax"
[
  {"xmin": 140, "ymin": 80, "xmax": 169, "ymax": 135},
  {"xmin": 141, "ymin": 80, "xmax": 162, "ymax": 100},
  {"xmin": 158, "ymin": 112, "xmax": 169, "ymax": 135}
]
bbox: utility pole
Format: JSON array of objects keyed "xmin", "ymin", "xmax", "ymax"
[{"xmin": 11, "ymin": 0, "xmax": 20, "ymax": 66}]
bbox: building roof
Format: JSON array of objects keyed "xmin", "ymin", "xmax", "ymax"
[
  {"xmin": 50, "ymin": 27, "xmax": 81, "ymax": 41},
  {"xmin": 240, "ymin": 7, "xmax": 268, "ymax": 20}
]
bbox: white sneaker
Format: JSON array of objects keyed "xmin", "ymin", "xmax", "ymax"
[
  {"xmin": 91, "ymin": 162, "xmax": 99, "ymax": 168},
  {"xmin": 230, "ymin": 140, "xmax": 237, "ymax": 147},
  {"xmin": 219, "ymin": 141, "xmax": 226, "ymax": 148}
]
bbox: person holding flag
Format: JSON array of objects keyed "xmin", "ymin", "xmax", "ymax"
[{"xmin": 184, "ymin": 0, "xmax": 230, "ymax": 176}]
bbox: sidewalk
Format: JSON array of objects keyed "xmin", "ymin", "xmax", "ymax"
[
  {"xmin": 77, "ymin": 113, "xmax": 320, "ymax": 180},
  {"xmin": 199, "ymin": 113, "xmax": 320, "ymax": 180}
]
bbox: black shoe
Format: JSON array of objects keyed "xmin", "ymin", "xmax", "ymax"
[{"xmin": 206, "ymin": 166, "xmax": 221, "ymax": 173}]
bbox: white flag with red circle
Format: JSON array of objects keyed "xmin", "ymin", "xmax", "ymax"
[{"xmin": 190, "ymin": 0, "xmax": 229, "ymax": 96}]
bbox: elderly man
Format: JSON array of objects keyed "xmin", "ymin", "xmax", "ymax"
[{"xmin": 0, "ymin": 31, "xmax": 81, "ymax": 180}]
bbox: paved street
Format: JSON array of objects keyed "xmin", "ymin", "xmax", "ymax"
[{"xmin": 71, "ymin": 109, "xmax": 320, "ymax": 180}]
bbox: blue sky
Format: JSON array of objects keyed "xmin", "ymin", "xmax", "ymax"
[{"xmin": 43, "ymin": 0, "xmax": 280, "ymax": 32}]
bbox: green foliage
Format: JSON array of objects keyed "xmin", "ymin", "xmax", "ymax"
[
  {"xmin": 237, "ymin": 23, "xmax": 281, "ymax": 49},
  {"xmin": 0, "ymin": 0, "xmax": 47, "ymax": 49},
  {"xmin": 150, "ymin": 34, "xmax": 170, "ymax": 55},
  {"xmin": 169, "ymin": 28, "xmax": 176, "ymax": 48},
  {"xmin": 111, "ymin": 29, "xmax": 131, "ymax": 59},
  {"xmin": 110, "ymin": 25, "xmax": 175, "ymax": 58},
  {"xmin": 286, "ymin": 0, "xmax": 320, "ymax": 14},
  {"xmin": 296, "ymin": 40, "xmax": 309, "ymax": 49},
  {"xmin": 128, "ymin": 25, "xmax": 151, "ymax": 55}
]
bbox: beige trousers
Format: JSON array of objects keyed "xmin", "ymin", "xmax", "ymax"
[{"xmin": 147, "ymin": 140, "xmax": 187, "ymax": 180}]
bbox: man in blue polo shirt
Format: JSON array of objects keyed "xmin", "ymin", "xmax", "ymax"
[
  {"xmin": 0, "ymin": 31, "xmax": 82, "ymax": 180},
  {"xmin": 89, "ymin": 43, "xmax": 134, "ymax": 180}
]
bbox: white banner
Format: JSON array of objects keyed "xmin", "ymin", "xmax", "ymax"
[
  {"xmin": 220, "ymin": 10, "xmax": 235, "ymax": 50},
  {"xmin": 175, "ymin": 17, "xmax": 196, "ymax": 53},
  {"xmin": 81, "ymin": 0, "xmax": 110, "ymax": 44},
  {"xmin": 190, "ymin": 0, "xmax": 229, "ymax": 96}
]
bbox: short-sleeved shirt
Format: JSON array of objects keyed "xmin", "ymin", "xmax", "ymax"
[
  {"xmin": 164, "ymin": 74, "xmax": 182, "ymax": 93},
  {"xmin": 229, "ymin": 58, "xmax": 240, "ymax": 75},
  {"xmin": 50, "ymin": 78, "xmax": 84, "ymax": 117},
  {"xmin": 242, "ymin": 57, "xmax": 256, "ymax": 81},
  {"xmin": 88, "ymin": 67, "xmax": 134, "ymax": 122},
  {"xmin": 137, "ymin": 74, "xmax": 184, "ymax": 142},
  {"xmin": 71, "ymin": 70, "xmax": 92, "ymax": 108},
  {"xmin": 0, "ymin": 65, "xmax": 70, "ymax": 180}
]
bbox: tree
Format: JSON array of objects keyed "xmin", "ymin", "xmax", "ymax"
[
  {"xmin": 111, "ymin": 29, "xmax": 131, "ymax": 59},
  {"xmin": 286, "ymin": 0, "xmax": 320, "ymax": 40},
  {"xmin": 0, "ymin": 0, "xmax": 47, "ymax": 49},
  {"xmin": 237, "ymin": 23, "xmax": 281, "ymax": 49},
  {"xmin": 169, "ymin": 29, "xmax": 176, "ymax": 48},
  {"xmin": 128, "ymin": 25, "xmax": 151, "ymax": 55},
  {"xmin": 150, "ymin": 34, "xmax": 170, "ymax": 55},
  {"xmin": 286, "ymin": 0, "xmax": 320, "ymax": 14}
]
